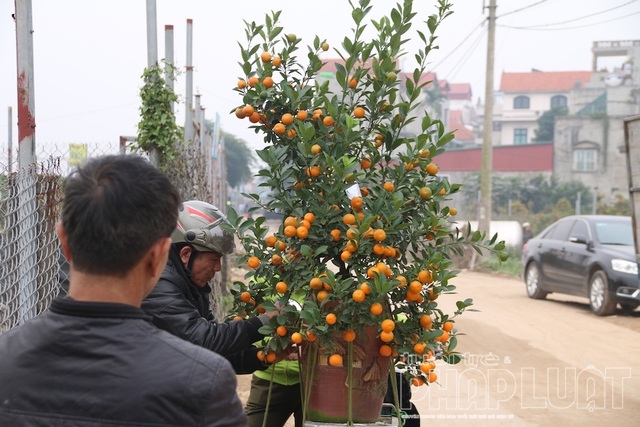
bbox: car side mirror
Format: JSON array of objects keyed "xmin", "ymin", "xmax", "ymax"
[{"xmin": 569, "ymin": 234, "xmax": 589, "ymax": 245}]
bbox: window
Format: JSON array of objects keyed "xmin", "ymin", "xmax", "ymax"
[
  {"xmin": 569, "ymin": 220, "xmax": 589, "ymax": 242},
  {"xmin": 492, "ymin": 122, "xmax": 502, "ymax": 131},
  {"xmin": 514, "ymin": 96, "xmax": 530, "ymax": 109},
  {"xmin": 514, "ymin": 128, "xmax": 527, "ymax": 144},
  {"xmin": 595, "ymin": 219, "xmax": 634, "ymax": 246},
  {"xmin": 546, "ymin": 220, "xmax": 574, "ymax": 241},
  {"xmin": 573, "ymin": 148, "xmax": 598, "ymax": 172},
  {"xmin": 551, "ymin": 95, "xmax": 567, "ymax": 109}
]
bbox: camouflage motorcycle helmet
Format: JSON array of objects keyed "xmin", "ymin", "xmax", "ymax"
[{"xmin": 171, "ymin": 200, "xmax": 235, "ymax": 254}]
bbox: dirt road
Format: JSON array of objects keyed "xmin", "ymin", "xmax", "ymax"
[{"xmin": 236, "ymin": 270, "xmax": 640, "ymax": 426}]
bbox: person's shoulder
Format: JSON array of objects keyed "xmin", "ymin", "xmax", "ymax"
[{"xmin": 148, "ymin": 326, "xmax": 230, "ymax": 368}]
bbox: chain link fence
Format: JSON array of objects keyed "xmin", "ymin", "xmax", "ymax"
[
  {"xmin": 0, "ymin": 160, "xmax": 62, "ymax": 332},
  {"xmin": 1, "ymin": 137, "xmax": 229, "ymax": 333}
]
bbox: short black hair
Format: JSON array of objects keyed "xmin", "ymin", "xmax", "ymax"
[{"xmin": 61, "ymin": 155, "xmax": 180, "ymax": 276}]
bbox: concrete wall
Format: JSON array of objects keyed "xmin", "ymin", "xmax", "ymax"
[{"xmin": 554, "ymin": 115, "xmax": 629, "ymax": 201}]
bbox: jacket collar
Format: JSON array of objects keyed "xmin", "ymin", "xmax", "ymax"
[{"xmin": 50, "ymin": 297, "xmax": 152, "ymax": 320}]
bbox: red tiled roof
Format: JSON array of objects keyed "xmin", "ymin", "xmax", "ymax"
[
  {"xmin": 444, "ymin": 83, "xmax": 472, "ymax": 100},
  {"xmin": 435, "ymin": 144, "xmax": 553, "ymax": 172},
  {"xmin": 499, "ymin": 71, "xmax": 591, "ymax": 92},
  {"xmin": 449, "ymin": 110, "xmax": 475, "ymax": 141}
]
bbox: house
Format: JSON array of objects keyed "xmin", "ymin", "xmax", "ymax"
[
  {"xmin": 552, "ymin": 40, "xmax": 640, "ymax": 203},
  {"xmin": 433, "ymin": 40, "xmax": 640, "ymax": 217},
  {"xmin": 316, "ymin": 41, "xmax": 640, "ymax": 214},
  {"xmin": 442, "ymin": 81, "xmax": 479, "ymax": 146},
  {"xmin": 443, "ymin": 82, "xmax": 473, "ymax": 110},
  {"xmin": 493, "ymin": 70, "xmax": 592, "ymax": 145}
]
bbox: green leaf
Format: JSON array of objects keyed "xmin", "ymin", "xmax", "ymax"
[
  {"xmin": 442, "ymin": 353, "xmax": 462, "ymax": 364},
  {"xmin": 259, "ymin": 300, "xmax": 277, "ymax": 312},
  {"xmin": 390, "ymin": 8, "xmax": 401, "ymax": 27},
  {"xmin": 237, "ymin": 220, "xmax": 253, "ymax": 235},
  {"xmin": 226, "ymin": 207, "xmax": 239, "ymax": 226},
  {"xmin": 448, "ymin": 336, "xmax": 458, "ymax": 352},
  {"xmin": 352, "ymin": 8, "xmax": 364, "ymax": 25},
  {"xmin": 258, "ymin": 325, "xmax": 275, "ymax": 335},
  {"xmin": 315, "ymin": 245, "xmax": 329, "ymax": 256},
  {"xmin": 300, "ymin": 245, "xmax": 313, "ymax": 257}
]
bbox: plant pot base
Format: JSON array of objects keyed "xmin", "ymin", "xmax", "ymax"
[{"xmin": 301, "ymin": 326, "xmax": 390, "ymax": 424}]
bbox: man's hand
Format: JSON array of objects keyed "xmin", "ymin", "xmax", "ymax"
[
  {"xmin": 273, "ymin": 344, "xmax": 298, "ymax": 363},
  {"xmin": 265, "ymin": 300, "xmax": 284, "ymax": 319}
]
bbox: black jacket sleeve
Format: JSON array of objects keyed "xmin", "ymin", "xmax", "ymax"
[
  {"xmin": 226, "ymin": 345, "xmax": 269, "ymax": 375},
  {"xmin": 142, "ymin": 279, "xmax": 265, "ymax": 358}
]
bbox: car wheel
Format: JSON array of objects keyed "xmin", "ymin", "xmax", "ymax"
[
  {"xmin": 525, "ymin": 262, "xmax": 547, "ymax": 299},
  {"xmin": 588, "ymin": 270, "xmax": 616, "ymax": 316},
  {"xmin": 619, "ymin": 302, "xmax": 639, "ymax": 315}
]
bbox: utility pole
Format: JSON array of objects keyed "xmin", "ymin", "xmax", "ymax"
[
  {"xmin": 145, "ymin": 0, "xmax": 159, "ymax": 166},
  {"xmin": 479, "ymin": 0, "xmax": 497, "ymax": 235},
  {"xmin": 184, "ymin": 19, "xmax": 194, "ymax": 145},
  {"xmin": 164, "ymin": 25, "xmax": 174, "ymax": 113},
  {"xmin": 14, "ymin": 0, "xmax": 38, "ymax": 323},
  {"xmin": 145, "ymin": 0, "xmax": 158, "ymax": 67},
  {"xmin": 15, "ymin": 0, "xmax": 35, "ymax": 169}
]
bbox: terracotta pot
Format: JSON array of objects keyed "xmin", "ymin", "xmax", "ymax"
[{"xmin": 301, "ymin": 325, "xmax": 390, "ymax": 423}]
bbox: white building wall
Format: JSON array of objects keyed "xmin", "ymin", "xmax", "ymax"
[{"xmin": 496, "ymin": 91, "xmax": 572, "ymax": 145}]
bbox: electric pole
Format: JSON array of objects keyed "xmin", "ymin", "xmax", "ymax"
[
  {"xmin": 479, "ymin": 0, "xmax": 497, "ymax": 235},
  {"xmin": 146, "ymin": 0, "xmax": 158, "ymax": 67},
  {"xmin": 14, "ymin": 0, "xmax": 39, "ymax": 322},
  {"xmin": 145, "ymin": 0, "xmax": 159, "ymax": 166},
  {"xmin": 15, "ymin": 0, "xmax": 36, "ymax": 169}
]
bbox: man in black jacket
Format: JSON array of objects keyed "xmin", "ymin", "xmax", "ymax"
[
  {"xmin": 0, "ymin": 155, "xmax": 247, "ymax": 427},
  {"xmin": 142, "ymin": 199, "xmax": 278, "ymax": 374}
]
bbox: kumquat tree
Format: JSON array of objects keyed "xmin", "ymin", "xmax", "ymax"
[{"xmin": 223, "ymin": 0, "xmax": 506, "ymax": 424}]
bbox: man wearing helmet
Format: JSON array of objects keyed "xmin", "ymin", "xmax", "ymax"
[{"xmin": 142, "ymin": 200, "xmax": 275, "ymax": 374}]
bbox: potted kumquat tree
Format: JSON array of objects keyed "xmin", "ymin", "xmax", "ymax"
[{"xmin": 224, "ymin": 0, "xmax": 506, "ymax": 424}]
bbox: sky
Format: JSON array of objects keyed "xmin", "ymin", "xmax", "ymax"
[{"xmin": 1, "ymin": 0, "xmax": 639, "ymax": 155}]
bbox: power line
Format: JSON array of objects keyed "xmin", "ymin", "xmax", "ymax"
[
  {"xmin": 501, "ymin": 0, "xmax": 638, "ymax": 29},
  {"xmin": 498, "ymin": 0, "xmax": 551, "ymax": 18},
  {"xmin": 429, "ymin": 20, "xmax": 485, "ymax": 71},
  {"xmin": 499, "ymin": 9, "xmax": 640, "ymax": 31},
  {"xmin": 445, "ymin": 27, "xmax": 487, "ymax": 82}
]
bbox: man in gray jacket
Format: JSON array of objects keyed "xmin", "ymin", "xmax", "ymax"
[{"xmin": 0, "ymin": 155, "xmax": 247, "ymax": 427}]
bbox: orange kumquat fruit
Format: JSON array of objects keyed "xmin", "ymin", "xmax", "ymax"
[{"xmin": 328, "ymin": 354, "xmax": 343, "ymax": 367}]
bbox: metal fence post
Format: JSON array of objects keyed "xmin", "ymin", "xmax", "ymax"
[{"xmin": 15, "ymin": 0, "xmax": 38, "ymax": 323}]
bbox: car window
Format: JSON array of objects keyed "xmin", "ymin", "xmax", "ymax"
[
  {"xmin": 569, "ymin": 220, "xmax": 589, "ymax": 240},
  {"xmin": 545, "ymin": 219, "xmax": 574, "ymax": 241},
  {"xmin": 594, "ymin": 220, "xmax": 634, "ymax": 246}
]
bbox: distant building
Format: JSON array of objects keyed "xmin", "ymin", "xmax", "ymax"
[
  {"xmin": 442, "ymin": 81, "xmax": 479, "ymax": 147},
  {"xmin": 493, "ymin": 70, "xmax": 592, "ymax": 146},
  {"xmin": 315, "ymin": 41, "xmax": 640, "ymax": 216},
  {"xmin": 434, "ymin": 40, "xmax": 640, "ymax": 217},
  {"xmin": 317, "ymin": 58, "xmax": 483, "ymax": 148}
]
